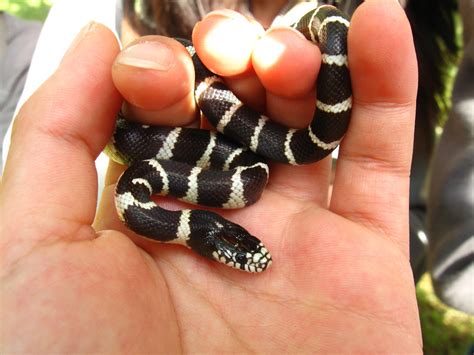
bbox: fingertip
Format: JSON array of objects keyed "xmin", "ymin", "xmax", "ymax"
[
  {"xmin": 252, "ymin": 27, "xmax": 320, "ymax": 98},
  {"xmin": 331, "ymin": 0, "xmax": 417, "ymax": 240},
  {"xmin": 192, "ymin": 10, "xmax": 261, "ymax": 76},
  {"xmin": 349, "ymin": 0, "xmax": 417, "ymax": 103},
  {"xmin": 112, "ymin": 36, "xmax": 195, "ymax": 112},
  {"xmin": 62, "ymin": 21, "xmax": 121, "ymax": 65}
]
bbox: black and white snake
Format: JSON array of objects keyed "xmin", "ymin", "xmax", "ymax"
[{"xmin": 106, "ymin": 5, "xmax": 351, "ymax": 273}]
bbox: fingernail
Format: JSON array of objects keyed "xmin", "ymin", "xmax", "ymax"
[{"xmin": 116, "ymin": 41, "xmax": 174, "ymax": 71}]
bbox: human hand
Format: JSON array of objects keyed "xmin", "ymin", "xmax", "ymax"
[{"xmin": 1, "ymin": 0, "xmax": 422, "ymax": 353}]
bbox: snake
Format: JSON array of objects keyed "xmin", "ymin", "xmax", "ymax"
[{"xmin": 105, "ymin": 5, "xmax": 352, "ymax": 273}]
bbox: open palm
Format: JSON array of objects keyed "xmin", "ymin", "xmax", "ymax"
[{"xmin": 1, "ymin": 1, "xmax": 422, "ymax": 353}]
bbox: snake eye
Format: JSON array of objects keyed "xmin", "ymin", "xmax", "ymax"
[{"xmin": 235, "ymin": 252, "xmax": 248, "ymax": 265}]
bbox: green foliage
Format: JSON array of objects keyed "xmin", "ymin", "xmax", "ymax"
[
  {"xmin": 417, "ymin": 274, "xmax": 474, "ymax": 355},
  {"xmin": 0, "ymin": 0, "xmax": 53, "ymax": 21},
  {"xmin": 436, "ymin": 10, "xmax": 464, "ymax": 127}
]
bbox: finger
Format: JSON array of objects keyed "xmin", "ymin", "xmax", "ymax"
[
  {"xmin": 1, "ymin": 23, "xmax": 122, "ymax": 240},
  {"xmin": 253, "ymin": 27, "xmax": 320, "ymax": 99},
  {"xmin": 254, "ymin": 27, "xmax": 329, "ymax": 206},
  {"xmin": 330, "ymin": 0, "xmax": 418, "ymax": 251},
  {"xmin": 112, "ymin": 36, "xmax": 197, "ymax": 126},
  {"xmin": 218, "ymin": 68, "xmax": 267, "ymax": 113},
  {"xmin": 100, "ymin": 35, "xmax": 199, "ymax": 225},
  {"xmin": 194, "ymin": 11, "xmax": 331, "ymax": 205},
  {"xmin": 265, "ymin": 91, "xmax": 315, "ymax": 127},
  {"xmin": 192, "ymin": 10, "xmax": 262, "ymax": 77},
  {"xmin": 194, "ymin": 12, "xmax": 320, "ymax": 123},
  {"xmin": 192, "ymin": 10, "xmax": 267, "ymax": 112},
  {"xmin": 252, "ymin": 27, "xmax": 320, "ymax": 125}
]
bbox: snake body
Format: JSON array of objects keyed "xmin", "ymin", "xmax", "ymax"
[{"xmin": 107, "ymin": 5, "xmax": 351, "ymax": 272}]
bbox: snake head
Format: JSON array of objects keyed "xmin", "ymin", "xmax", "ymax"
[
  {"xmin": 185, "ymin": 211, "xmax": 272, "ymax": 273},
  {"xmin": 209, "ymin": 221, "xmax": 272, "ymax": 273}
]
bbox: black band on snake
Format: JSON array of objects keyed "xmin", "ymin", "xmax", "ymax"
[{"xmin": 105, "ymin": 5, "xmax": 351, "ymax": 273}]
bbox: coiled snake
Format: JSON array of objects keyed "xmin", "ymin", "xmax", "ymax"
[{"xmin": 106, "ymin": 5, "xmax": 352, "ymax": 273}]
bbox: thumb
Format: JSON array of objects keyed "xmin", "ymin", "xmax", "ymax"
[{"xmin": 1, "ymin": 23, "xmax": 121, "ymax": 250}]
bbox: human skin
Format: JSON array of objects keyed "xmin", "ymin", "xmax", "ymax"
[{"xmin": 0, "ymin": 0, "xmax": 422, "ymax": 353}]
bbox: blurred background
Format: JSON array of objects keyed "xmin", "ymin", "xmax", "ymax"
[
  {"xmin": 1, "ymin": 0, "xmax": 473, "ymax": 354},
  {"xmin": 0, "ymin": 0, "xmax": 52, "ymax": 20}
]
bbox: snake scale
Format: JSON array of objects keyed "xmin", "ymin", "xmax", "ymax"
[{"xmin": 106, "ymin": 5, "xmax": 352, "ymax": 273}]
